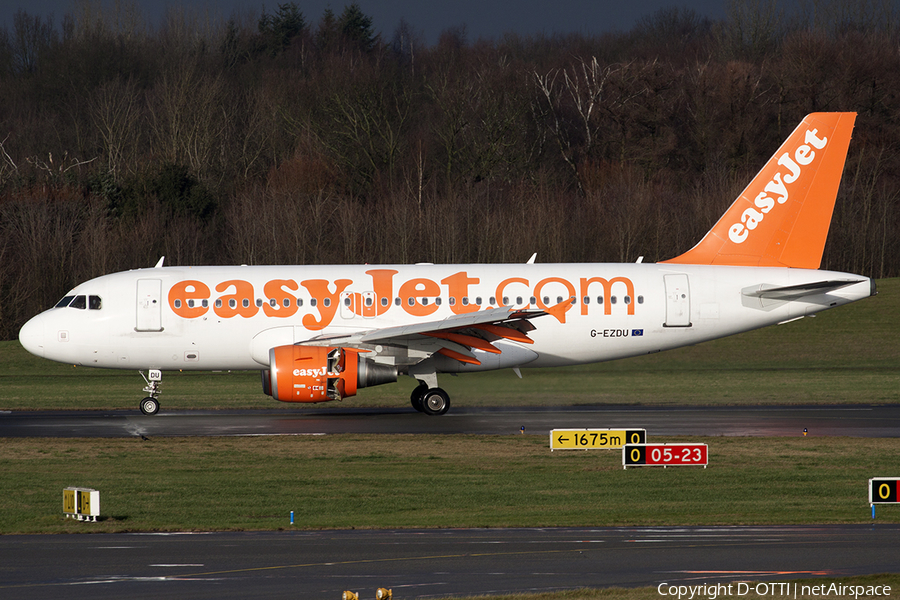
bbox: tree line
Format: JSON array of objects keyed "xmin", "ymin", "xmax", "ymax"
[{"xmin": 0, "ymin": 0, "xmax": 898, "ymax": 340}]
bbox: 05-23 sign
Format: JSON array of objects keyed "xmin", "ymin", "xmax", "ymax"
[{"xmin": 623, "ymin": 443, "xmax": 708, "ymax": 469}]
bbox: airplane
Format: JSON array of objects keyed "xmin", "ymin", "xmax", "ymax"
[{"xmin": 18, "ymin": 112, "xmax": 875, "ymax": 416}]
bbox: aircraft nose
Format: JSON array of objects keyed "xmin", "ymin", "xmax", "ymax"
[{"xmin": 18, "ymin": 314, "xmax": 45, "ymax": 358}]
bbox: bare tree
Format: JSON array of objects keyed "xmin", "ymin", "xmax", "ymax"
[
  {"xmin": 91, "ymin": 77, "xmax": 143, "ymax": 177},
  {"xmin": 147, "ymin": 60, "xmax": 227, "ymax": 179}
]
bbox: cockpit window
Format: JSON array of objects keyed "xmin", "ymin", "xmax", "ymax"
[
  {"xmin": 54, "ymin": 295, "xmax": 75, "ymax": 308},
  {"xmin": 53, "ymin": 294, "xmax": 101, "ymax": 309}
]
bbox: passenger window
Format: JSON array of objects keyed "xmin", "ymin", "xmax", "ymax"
[
  {"xmin": 638, "ymin": 296, "xmax": 644, "ymax": 304},
  {"xmin": 611, "ymin": 296, "xmax": 617, "ymax": 304},
  {"xmin": 381, "ymin": 297, "xmax": 388, "ymax": 307},
  {"xmin": 89, "ymin": 296, "xmax": 102, "ymax": 310},
  {"xmin": 70, "ymin": 295, "xmax": 86, "ymax": 309}
]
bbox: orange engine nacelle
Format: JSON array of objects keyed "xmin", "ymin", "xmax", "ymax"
[{"xmin": 262, "ymin": 346, "xmax": 397, "ymax": 403}]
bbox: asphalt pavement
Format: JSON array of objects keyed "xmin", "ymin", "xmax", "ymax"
[
  {"xmin": 3, "ymin": 526, "xmax": 899, "ymax": 599},
  {"xmin": 2, "ymin": 404, "xmax": 899, "ymax": 438}
]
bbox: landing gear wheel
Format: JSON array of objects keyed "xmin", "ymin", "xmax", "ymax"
[
  {"xmin": 139, "ymin": 396, "xmax": 160, "ymax": 416},
  {"xmin": 420, "ymin": 388, "xmax": 450, "ymax": 416},
  {"xmin": 139, "ymin": 370, "xmax": 162, "ymax": 415},
  {"xmin": 410, "ymin": 384, "xmax": 427, "ymax": 412}
]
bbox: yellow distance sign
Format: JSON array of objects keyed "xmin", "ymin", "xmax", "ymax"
[{"xmin": 550, "ymin": 428, "xmax": 646, "ymax": 450}]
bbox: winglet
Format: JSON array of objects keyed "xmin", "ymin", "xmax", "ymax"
[{"xmin": 662, "ymin": 113, "xmax": 856, "ymax": 269}]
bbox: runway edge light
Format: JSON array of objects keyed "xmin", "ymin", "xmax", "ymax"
[
  {"xmin": 342, "ymin": 592, "xmax": 359, "ymax": 600},
  {"xmin": 376, "ymin": 588, "xmax": 392, "ymax": 600}
]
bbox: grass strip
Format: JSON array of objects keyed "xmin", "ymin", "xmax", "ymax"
[{"xmin": 1, "ymin": 435, "xmax": 899, "ymax": 534}]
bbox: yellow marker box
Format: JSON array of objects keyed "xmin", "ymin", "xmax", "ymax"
[{"xmin": 63, "ymin": 487, "xmax": 100, "ymax": 521}]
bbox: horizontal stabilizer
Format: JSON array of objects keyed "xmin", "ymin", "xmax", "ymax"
[{"xmin": 742, "ymin": 279, "xmax": 865, "ymax": 301}]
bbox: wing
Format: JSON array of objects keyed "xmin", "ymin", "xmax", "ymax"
[{"xmin": 299, "ymin": 302, "xmax": 568, "ymax": 366}]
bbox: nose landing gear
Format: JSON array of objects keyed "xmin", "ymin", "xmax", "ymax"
[{"xmin": 139, "ymin": 369, "xmax": 162, "ymax": 415}]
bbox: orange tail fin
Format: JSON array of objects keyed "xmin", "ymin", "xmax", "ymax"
[{"xmin": 663, "ymin": 112, "xmax": 856, "ymax": 268}]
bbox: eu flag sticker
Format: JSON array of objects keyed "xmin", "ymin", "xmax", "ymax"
[{"xmin": 631, "ymin": 329, "xmax": 644, "ymax": 336}]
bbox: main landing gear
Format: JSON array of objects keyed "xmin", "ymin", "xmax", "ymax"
[
  {"xmin": 410, "ymin": 383, "xmax": 450, "ymax": 416},
  {"xmin": 139, "ymin": 369, "xmax": 162, "ymax": 416}
]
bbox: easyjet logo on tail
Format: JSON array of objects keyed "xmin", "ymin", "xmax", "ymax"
[{"xmin": 728, "ymin": 128, "xmax": 829, "ymax": 244}]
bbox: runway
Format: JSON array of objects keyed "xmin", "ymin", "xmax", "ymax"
[
  {"xmin": 1, "ymin": 404, "xmax": 899, "ymax": 438},
  {"xmin": 4, "ymin": 405, "xmax": 899, "ymax": 598},
  {"xmin": 3, "ymin": 526, "xmax": 899, "ymax": 600}
]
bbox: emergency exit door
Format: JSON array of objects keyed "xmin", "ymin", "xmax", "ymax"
[
  {"xmin": 664, "ymin": 274, "xmax": 691, "ymax": 327},
  {"xmin": 136, "ymin": 279, "xmax": 163, "ymax": 332}
]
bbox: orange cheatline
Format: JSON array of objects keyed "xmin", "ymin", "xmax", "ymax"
[
  {"xmin": 437, "ymin": 348, "xmax": 481, "ymax": 365},
  {"xmin": 471, "ymin": 323, "xmax": 534, "ymax": 344},
  {"xmin": 423, "ymin": 331, "xmax": 501, "ymax": 354}
]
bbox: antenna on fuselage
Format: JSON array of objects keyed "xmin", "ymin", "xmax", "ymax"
[
  {"xmin": 154, "ymin": 256, "xmax": 165, "ymax": 268},
  {"xmin": 526, "ymin": 253, "xmax": 537, "ymax": 265}
]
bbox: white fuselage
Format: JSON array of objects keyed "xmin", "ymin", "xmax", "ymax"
[{"xmin": 18, "ymin": 263, "xmax": 873, "ymax": 374}]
